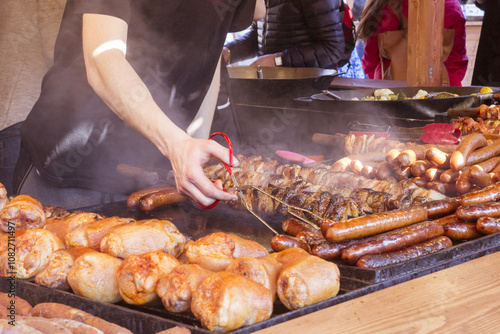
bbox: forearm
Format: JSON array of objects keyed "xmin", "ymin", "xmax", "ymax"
[{"xmin": 82, "ymin": 15, "xmax": 188, "ymax": 160}]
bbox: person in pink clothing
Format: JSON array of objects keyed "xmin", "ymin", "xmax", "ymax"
[{"xmin": 357, "ymin": 0, "xmax": 468, "ymax": 86}]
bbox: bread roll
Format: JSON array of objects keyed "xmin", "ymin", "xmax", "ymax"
[{"xmin": 67, "ymin": 252, "xmax": 123, "ymax": 303}]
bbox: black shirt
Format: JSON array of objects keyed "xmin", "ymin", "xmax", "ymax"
[{"xmin": 21, "ymin": 0, "xmax": 254, "ymax": 193}]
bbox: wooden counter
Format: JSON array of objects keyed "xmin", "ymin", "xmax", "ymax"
[{"xmin": 256, "ymin": 251, "xmax": 500, "ymax": 334}]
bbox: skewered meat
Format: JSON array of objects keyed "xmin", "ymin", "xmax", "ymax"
[
  {"xmin": 0, "ymin": 184, "xmax": 8, "ymax": 211},
  {"xmin": 0, "ymin": 195, "xmax": 46, "ymax": 232},
  {"xmin": 44, "ymin": 212, "xmax": 102, "ymax": 244},
  {"xmin": 156, "ymin": 264, "xmax": 214, "ymax": 313},
  {"xmin": 185, "ymin": 232, "xmax": 269, "ymax": 271},
  {"xmin": 225, "ymin": 255, "xmax": 280, "ymax": 301},
  {"xmin": 65, "ymin": 216, "xmax": 134, "ymax": 250},
  {"xmin": 100, "ymin": 219, "xmax": 186, "ymax": 259},
  {"xmin": 117, "ymin": 251, "xmax": 181, "ymax": 305},
  {"xmin": 0, "ymin": 229, "xmax": 65, "ymax": 279},
  {"xmin": 276, "ymin": 254, "xmax": 340, "ymax": 310},
  {"xmin": 67, "ymin": 252, "xmax": 123, "ymax": 303},
  {"xmin": 35, "ymin": 247, "xmax": 98, "ymax": 290},
  {"xmin": 191, "ymin": 271, "xmax": 273, "ymax": 333}
]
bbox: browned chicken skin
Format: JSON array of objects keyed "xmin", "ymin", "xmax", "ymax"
[
  {"xmin": 116, "ymin": 251, "xmax": 181, "ymax": 305},
  {"xmin": 44, "ymin": 212, "xmax": 102, "ymax": 245},
  {"xmin": 0, "ymin": 195, "xmax": 46, "ymax": 232}
]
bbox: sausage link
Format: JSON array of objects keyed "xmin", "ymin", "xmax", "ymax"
[
  {"xmin": 455, "ymin": 202, "xmax": 500, "ymax": 221},
  {"xmin": 456, "ymin": 168, "xmax": 472, "ymax": 194},
  {"xmin": 425, "ymin": 148, "xmax": 450, "ymax": 168},
  {"xmin": 466, "ymin": 138, "xmax": 500, "ymax": 166},
  {"xmin": 443, "ymin": 221, "xmax": 481, "ymax": 240},
  {"xmin": 424, "ymin": 168, "xmax": 445, "ymax": 182},
  {"xmin": 340, "ymin": 221, "xmax": 443, "ymax": 264},
  {"xmin": 271, "ymin": 235, "xmax": 311, "ymax": 253},
  {"xmin": 396, "ymin": 150, "xmax": 417, "ymax": 168},
  {"xmin": 426, "ymin": 181, "xmax": 458, "ymax": 197},
  {"xmin": 350, "ymin": 160, "xmax": 364, "ymax": 174},
  {"xmin": 450, "ymin": 133, "xmax": 487, "ymax": 171},
  {"xmin": 468, "ymin": 165, "xmax": 495, "ymax": 188},
  {"xmin": 432, "ymin": 214, "xmax": 463, "ymax": 226},
  {"xmin": 476, "ymin": 217, "xmax": 500, "ymax": 234},
  {"xmin": 296, "ymin": 231, "xmax": 325, "ymax": 243},
  {"xmin": 361, "ymin": 165, "xmax": 377, "ymax": 179},
  {"xmin": 459, "ymin": 182, "xmax": 500, "ymax": 205},
  {"xmin": 439, "ymin": 169, "xmax": 459, "ymax": 184},
  {"xmin": 282, "ymin": 218, "xmax": 320, "ymax": 236},
  {"xmin": 325, "ymin": 207, "xmax": 428, "ymax": 242},
  {"xmin": 356, "ymin": 236, "xmax": 453, "ymax": 269},
  {"xmin": 331, "ymin": 157, "xmax": 352, "ymax": 172},
  {"xmin": 310, "ymin": 239, "xmax": 359, "ymax": 260},
  {"xmin": 385, "ymin": 149, "xmax": 401, "ymax": 167},
  {"xmin": 410, "ymin": 160, "xmax": 432, "ymax": 177},
  {"xmin": 376, "ymin": 161, "xmax": 393, "ymax": 180},
  {"xmin": 138, "ymin": 188, "xmax": 188, "ymax": 211},
  {"xmin": 127, "ymin": 186, "xmax": 177, "ymax": 208},
  {"xmin": 422, "ymin": 199, "xmax": 460, "ymax": 219},
  {"xmin": 410, "ymin": 177, "xmax": 428, "ymax": 188}
]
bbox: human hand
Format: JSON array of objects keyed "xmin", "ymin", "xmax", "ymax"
[
  {"xmin": 167, "ymin": 137, "xmax": 239, "ymax": 207},
  {"xmin": 250, "ymin": 54, "xmax": 276, "ymax": 67}
]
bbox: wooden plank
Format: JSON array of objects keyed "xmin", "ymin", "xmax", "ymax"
[
  {"xmin": 256, "ymin": 252, "xmax": 500, "ymax": 333},
  {"xmin": 407, "ymin": 0, "xmax": 445, "ymax": 86}
]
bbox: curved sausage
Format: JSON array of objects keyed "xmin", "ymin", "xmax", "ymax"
[
  {"xmin": 396, "ymin": 150, "xmax": 417, "ymax": 168},
  {"xmin": 310, "ymin": 239, "xmax": 359, "ymax": 260},
  {"xmin": 476, "ymin": 217, "xmax": 500, "ymax": 234},
  {"xmin": 450, "ymin": 133, "xmax": 487, "ymax": 171},
  {"xmin": 440, "ymin": 169, "xmax": 459, "ymax": 184},
  {"xmin": 468, "ymin": 165, "xmax": 495, "ymax": 188},
  {"xmin": 271, "ymin": 235, "xmax": 311, "ymax": 253},
  {"xmin": 455, "ymin": 168, "xmax": 472, "ymax": 194},
  {"xmin": 424, "ymin": 168, "xmax": 445, "ymax": 182},
  {"xmin": 127, "ymin": 186, "xmax": 178, "ymax": 208},
  {"xmin": 423, "ymin": 199, "xmax": 460, "ymax": 219},
  {"xmin": 331, "ymin": 157, "xmax": 352, "ymax": 172},
  {"xmin": 138, "ymin": 188, "xmax": 188, "ymax": 211},
  {"xmin": 425, "ymin": 148, "xmax": 450, "ymax": 168},
  {"xmin": 432, "ymin": 214, "xmax": 463, "ymax": 226},
  {"xmin": 466, "ymin": 137, "xmax": 500, "ymax": 166},
  {"xmin": 410, "ymin": 160, "xmax": 432, "ymax": 178},
  {"xmin": 385, "ymin": 149, "xmax": 401, "ymax": 167},
  {"xmin": 356, "ymin": 236, "xmax": 453, "ymax": 269},
  {"xmin": 282, "ymin": 218, "xmax": 320, "ymax": 236},
  {"xmin": 455, "ymin": 202, "xmax": 500, "ymax": 221},
  {"xmin": 459, "ymin": 182, "xmax": 500, "ymax": 206},
  {"xmin": 443, "ymin": 222, "xmax": 482, "ymax": 241},
  {"xmin": 324, "ymin": 207, "xmax": 428, "ymax": 242},
  {"xmin": 341, "ymin": 221, "xmax": 444, "ymax": 265}
]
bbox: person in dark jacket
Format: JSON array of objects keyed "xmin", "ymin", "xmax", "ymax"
[
  {"xmin": 223, "ymin": 0, "xmax": 345, "ymax": 69},
  {"xmin": 471, "ymin": 0, "xmax": 500, "ymax": 86}
]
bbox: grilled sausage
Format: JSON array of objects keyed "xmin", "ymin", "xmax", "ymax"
[
  {"xmin": 282, "ymin": 218, "xmax": 320, "ymax": 237},
  {"xmin": 450, "ymin": 133, "xmax": 487, "ymax": 171},
  {"xmin": 376, "ymin": 161, "xmax": 393, "ymax": 180},
  {"xmin": 137, "ymin": 188, "xmax": 188, "ymax": 211},
  {"xmin": 459, "ymin": 182, "xmax": 500, "ymax": 206},
  {"xmin": 410, "ymin": 177, "xmax": 428, "ymax": 188},
  {"xmin": 426, "ymin": 181, "xmax": 458, "ymax": 197},
  {"xmin": 443, "ymin": 222, "xmax": 481, "ymax": 241},
  {"xmin": 396, "ymin": 150, "xmax": 417, "ymax": 168},
  {"xmin": 361, "ymin": 165, "xmax": 377, "ymax": 179},
  {"xmin": 456, "ymin": 168, "xmax": 472, "ymax": 194},
  {"xmin": 425, "ymin": 147, "xmax": 450, "ymax": 168},
  {"xmin": 127, "ymin": 186, "xmax": 178, "ymax": 208},
  {"xmin": 356, "ymin": 236, "xmax": 453, "ymax": 269},
  {"xmin": 324, "ymin": 207, "xmax": 428, "ymax": 242},
  {"xmin": 423, "ymin": 199, "xmax": 460, "ymax": 219},
  {"xmin": 455, "ymin": 202, "xmax": 500, "ymax": 221},
  {"xmin": 296, "ymin": 231, "xmax": 325, "ymax": 243},
  {"xmin": 476, "ymin": 217, "xmax": 500, "ymax": 234},
  {"xmin": 331, "ymin": 157, "xmax": 352, "ymax": 172},
  {"xmin": 271, "ymin": 235, "xmax": 311, "ymax": 253},
  {"xmin": 466, "ymin": 137, "xmax": 500, "ymax": 166},
  {"xmin": 350, "ymin": 160, "xmax": 364, "ymax": 174},
  {"xmin": 340, "ymin": 221, "xmax": 443, "ymax": 264},
  {"xmin": 439, "ymin": 169, "xmax": 459, "ymax": 184},
  {"xmin": 310, "ymin": 239, "xmax": 359, "ymax": 261},
  {"xmin": 468, "ymin": 166, "xmax": 495, "ymax": 188},
  {"xmin": 410, "ymin": 160, "xmax": 432, "ymax": 177},
  {"xmin": 432, "ymin": 214, "xmax": 463, "ymax": 226}
]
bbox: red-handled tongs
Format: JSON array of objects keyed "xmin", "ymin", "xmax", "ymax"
[{"xmin": 197, "ymin": 132, "xmax": 279, "ymax": 235}]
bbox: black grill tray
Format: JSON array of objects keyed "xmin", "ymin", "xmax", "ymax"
[{"xmin": 4, "ymin": 200, "xmax": 497, "ymax": 333}]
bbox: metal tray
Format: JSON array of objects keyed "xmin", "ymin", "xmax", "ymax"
[
  {"xmin": 5, "ymin": 201, "xmax": 499, "ymax": 333},
  {"xmin": 297, "ymin": 86, "xmax": 497, "ymax": 120}
]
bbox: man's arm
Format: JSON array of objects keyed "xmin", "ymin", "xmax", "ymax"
[{"xmin": 82, "ymin": 13, "xmax": 237, "ymax": 205}]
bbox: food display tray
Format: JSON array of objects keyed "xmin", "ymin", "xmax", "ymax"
[{"xmin": 4, "ymin": 201, "xmax": 499, "ymax": 333}]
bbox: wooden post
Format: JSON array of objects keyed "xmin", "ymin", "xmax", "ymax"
[{"xmin": 407, "ymin": 0, "xmax": 445, "ymax": 87}]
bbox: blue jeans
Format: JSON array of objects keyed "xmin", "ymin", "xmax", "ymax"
[{"xmin": 0, "ymin": 122, "xmax": 22, "ymax": 195}]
